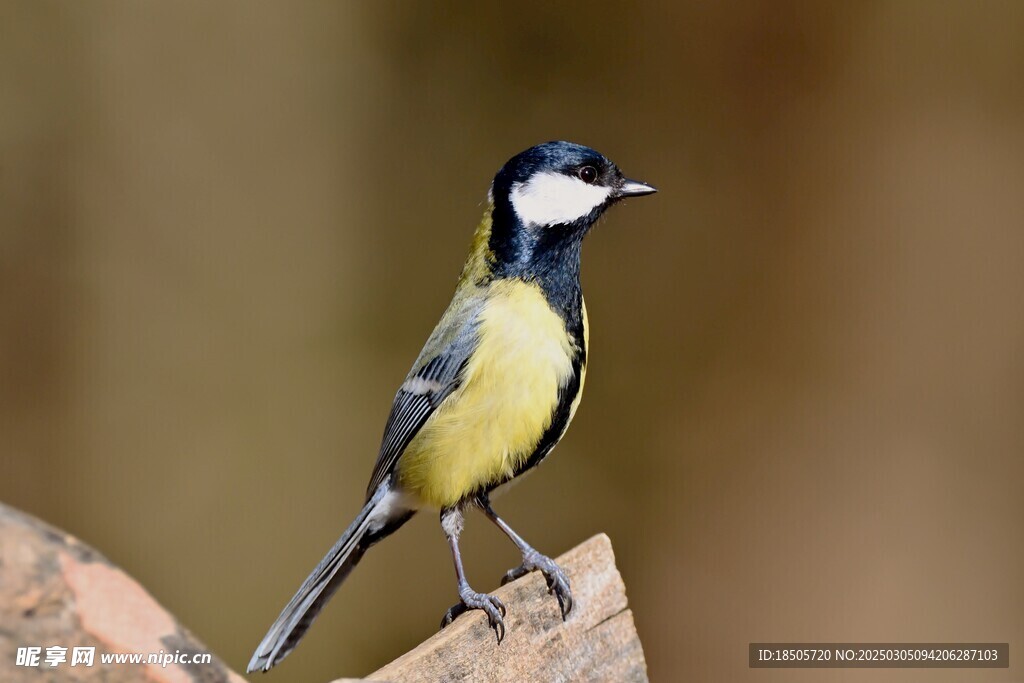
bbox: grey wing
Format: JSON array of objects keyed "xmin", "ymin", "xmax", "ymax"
[{"xmin": 364, "ymin": 297, "xmax": 482, "ymax": 498}]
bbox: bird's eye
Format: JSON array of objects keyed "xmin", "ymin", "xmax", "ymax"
[{"xmin": 578, "ymin": 166, "xmax": 598, "ymax": 184}]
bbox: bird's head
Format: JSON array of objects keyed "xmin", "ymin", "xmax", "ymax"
[
  {"xmin": 492, "ymin": 141, "xmax": 655, "ymax": 229},
  {"xmin": 484, "ymin": 141, "xmax": 655, "ymax": 275}
]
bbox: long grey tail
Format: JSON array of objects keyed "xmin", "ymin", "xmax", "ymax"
[{"xmin": 247, "ymin": 484, "xmax": 413, "ymax": 673}]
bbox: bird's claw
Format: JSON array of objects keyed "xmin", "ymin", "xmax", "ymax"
[
  {"xmin": 440, "ymin": 589, "xmax": 506, "ymax": 643},
  {"xmin": 500, "ymin": 550, "xmax": 573, "ymax": 619}
]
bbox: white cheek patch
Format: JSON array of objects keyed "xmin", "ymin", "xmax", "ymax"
[{"xmin": 509, "ymin": 172, "xmax": 612, "ymax": 227}]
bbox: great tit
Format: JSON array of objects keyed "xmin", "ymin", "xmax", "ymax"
[{"xmin": 248, "ymin": 141, "xmax": 656, "ymax": 673}]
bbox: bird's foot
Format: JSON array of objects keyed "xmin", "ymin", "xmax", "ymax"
[
  {"xmin": 501, "ymin": 549, "xmax": 573, "ymax": 619},
  {"xmin": 440, "ymin": 587, "xmax": 506, "ymax": 643}
]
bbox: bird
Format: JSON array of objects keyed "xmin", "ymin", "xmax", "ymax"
[{"xmin": 247, "ymin": 141, "xmax": 656, "ymax": 673}]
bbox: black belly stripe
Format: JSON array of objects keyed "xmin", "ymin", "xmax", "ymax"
[
  {"xmin": 476, "ymin": 247, "xmax": 588, "ymax": 498},
  {"xmin": 510, "ymin": 291, "xmax": 588, "ymax": 479},
  {"xmin": 514, "ymin": 352, "xmax": 584, "ymax": 476},
  {"xmin": 469, "ymin": 350, "xmax": 584, "ymax": 501}
]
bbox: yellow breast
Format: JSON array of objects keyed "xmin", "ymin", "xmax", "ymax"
[{"xmin": 396, "ymin": 279, "xmax": 577, "ymax": 509}]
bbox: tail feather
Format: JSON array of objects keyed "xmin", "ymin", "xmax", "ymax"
[{"xmin": 247, "ymin": 484, "xmax": 409, "ymax": 673}]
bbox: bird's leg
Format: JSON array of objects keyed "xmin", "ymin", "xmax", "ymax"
[
  {"xmin": 478, "ymin": 495, "xmax": 573, "ymax": 619},
  {"xmin": 438, "ymin": 506, "xmax": 506, "ymax": 642}
]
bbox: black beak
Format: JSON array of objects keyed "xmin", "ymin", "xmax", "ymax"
[{"xmin": 616, "ymin": 178, "xmax": 658, "ymax": 198}]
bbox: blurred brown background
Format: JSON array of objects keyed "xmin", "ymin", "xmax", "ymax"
[{"xmin": 3, "ymin": 1, "xmax": 1023, "ymax": 681}]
